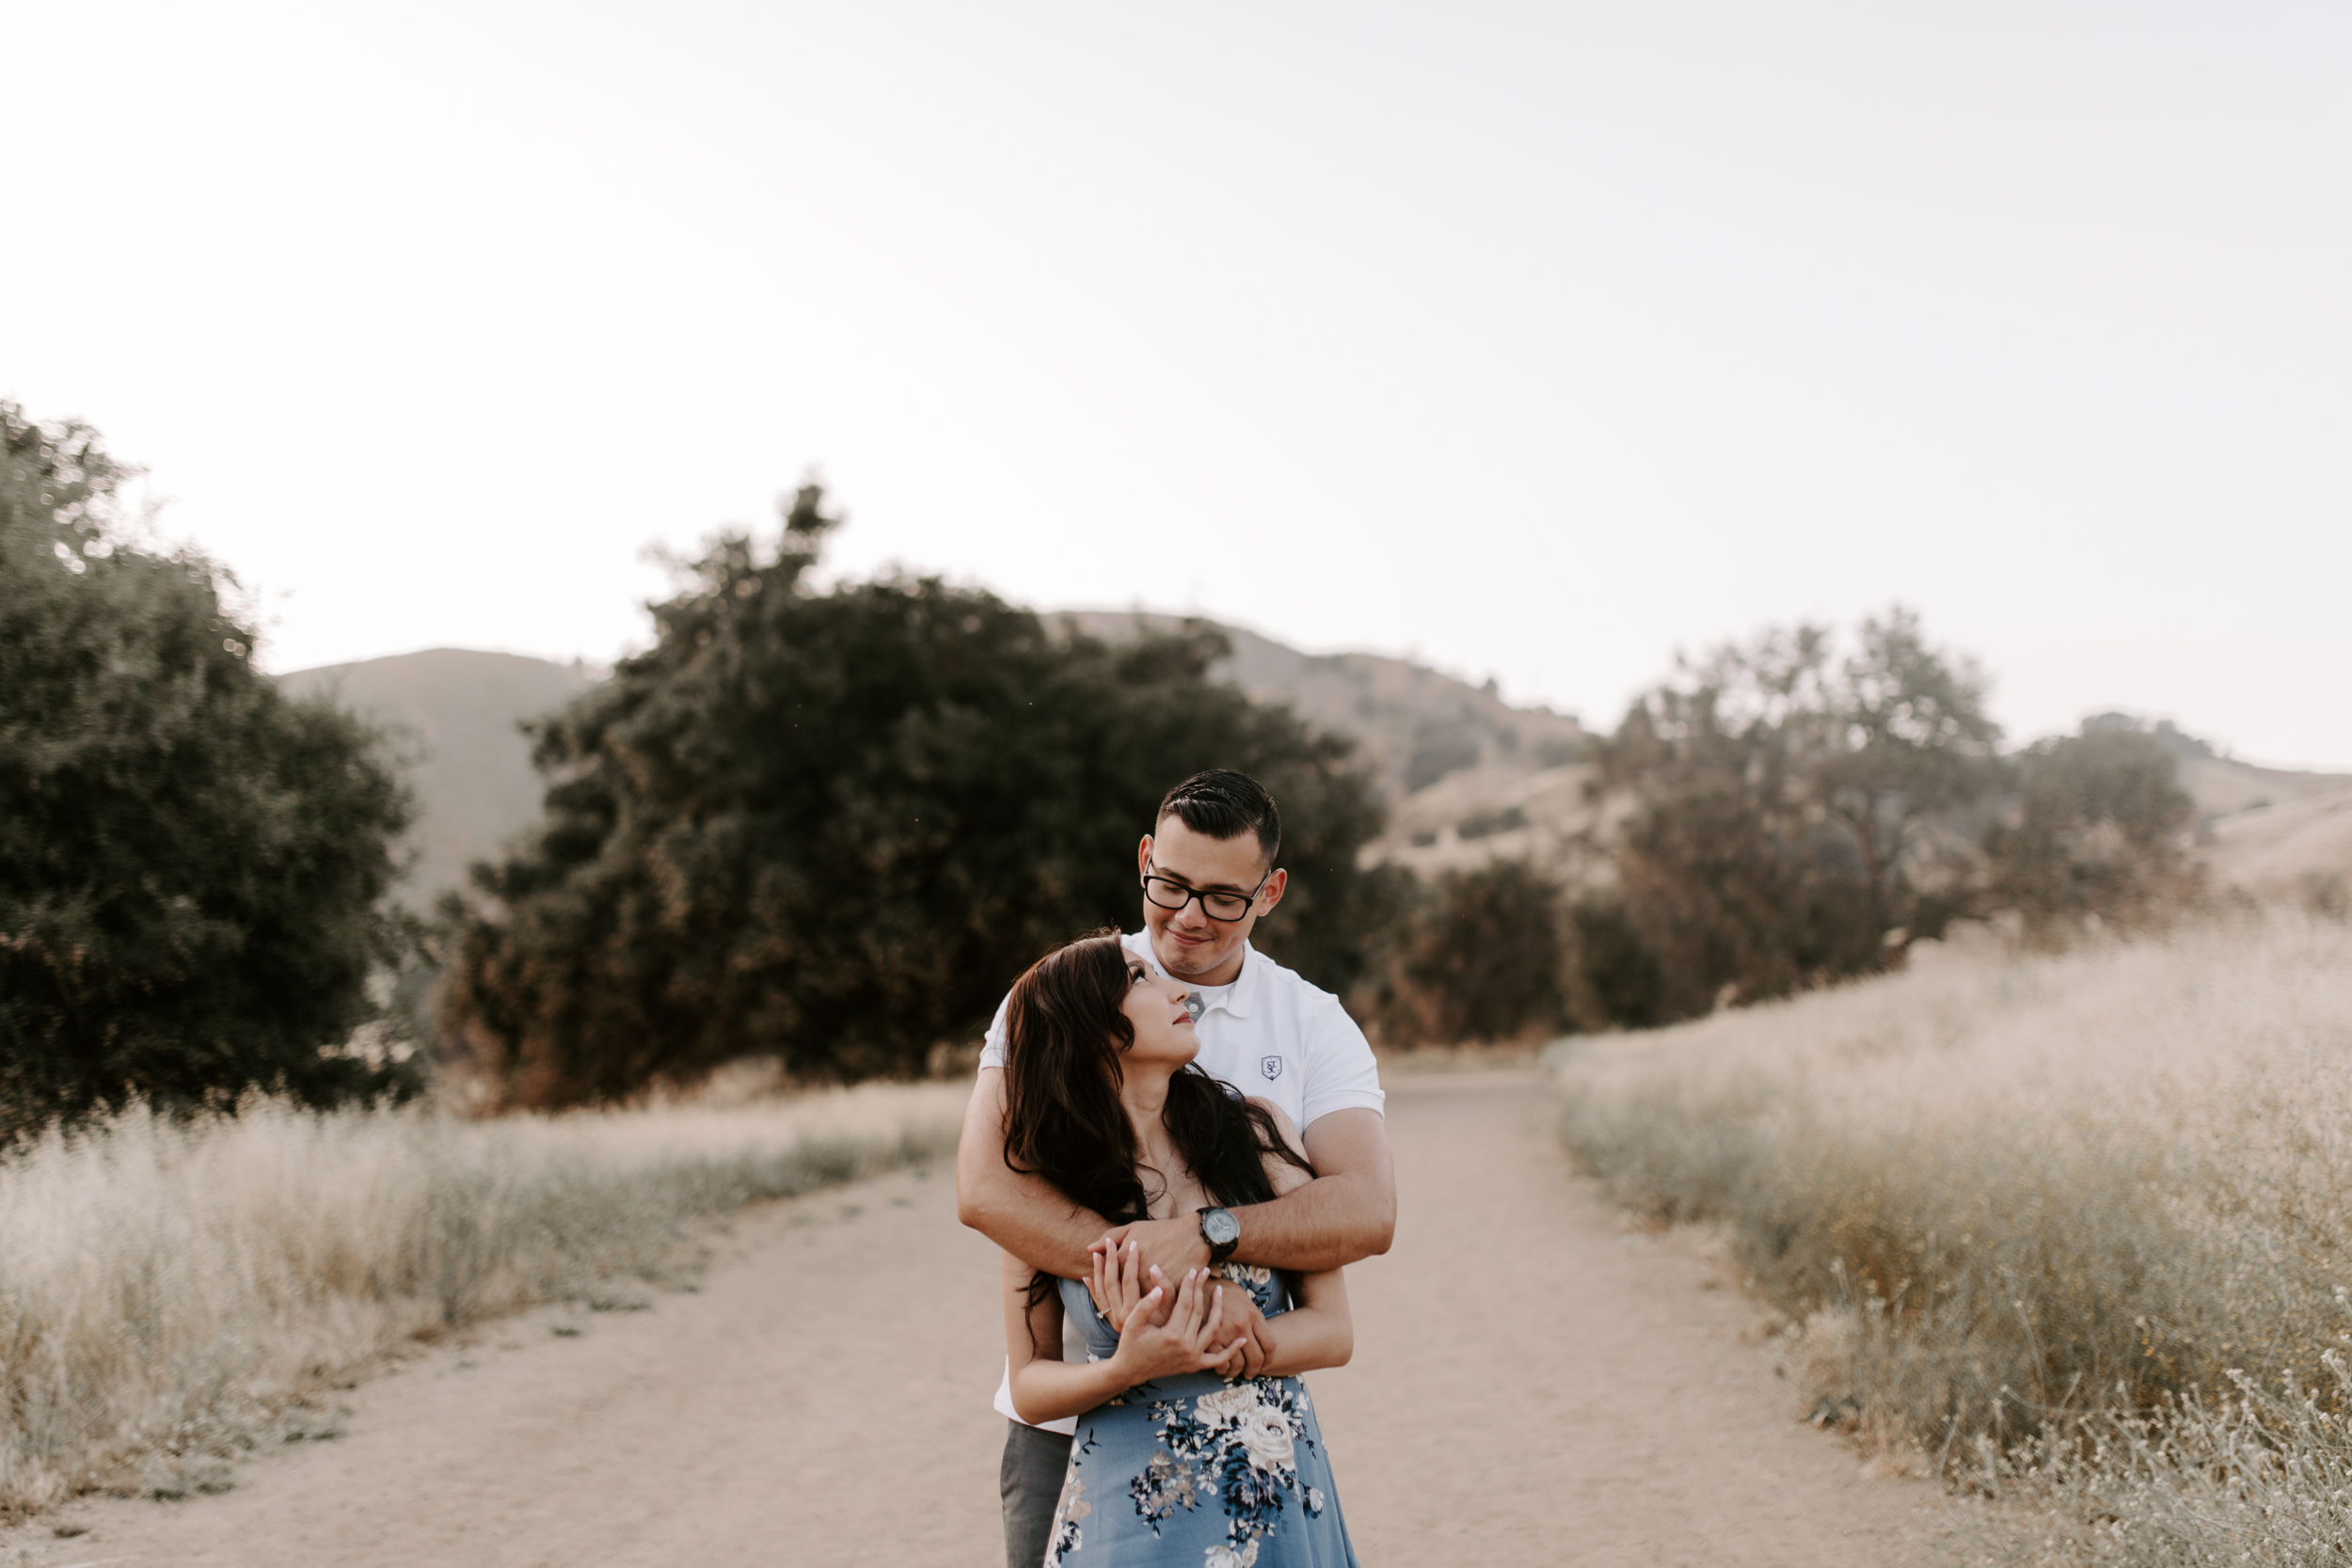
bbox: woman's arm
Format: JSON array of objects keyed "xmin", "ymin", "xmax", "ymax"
[
  {"xmin": 1003, "ymin": 1253, "xmax": 1123, "ymax": 1425},
  {"xmin": 1003, "ymin": 1252, "xmax": 1250, "ymax": 1425},
  {"xmin": 1257, "ymin": 1265, "xmax": 1352, "ymax": 1378},
  {"xmin": 1248, "ymin": 1101, "xmax": 1353, "ymax": 1377}
]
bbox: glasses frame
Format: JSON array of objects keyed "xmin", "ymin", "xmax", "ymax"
[{"xmin": 1140, "ymin": 861, "xmax": 1272, "ymax": 924}]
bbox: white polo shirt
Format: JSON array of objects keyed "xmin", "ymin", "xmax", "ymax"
[{"xmin": 979, "ymin": 931, "xmax": 1386, "ymax": 1431}]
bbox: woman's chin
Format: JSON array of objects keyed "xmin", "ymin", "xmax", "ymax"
[{"xmin": 1136, "ymin": 1038, "xmax": 1200, "ymax": 1069}]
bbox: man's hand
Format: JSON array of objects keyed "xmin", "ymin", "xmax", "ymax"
[
  {"xmin": 1202, "ymin": 1280, "xmax": 1275, "ymax": 1379},
  {"xmin": 1098, "ymin": 1215, "xmax": 1211, "ymax": 1286}
]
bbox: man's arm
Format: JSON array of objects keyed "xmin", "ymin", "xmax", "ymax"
[
  {"xmin": 1101, "ymin": 1107, "xmax": 1396, "ymax": 1279},
  {"xmin": 960, "ymin": 1063, "xmax": 1283, "ymax": 1376},
  {"xmin": 955, "ymin": 1066, "xmax": 1103, "ymax": 1281}
]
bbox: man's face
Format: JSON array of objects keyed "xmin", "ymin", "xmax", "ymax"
[{"xmin": 1136, "ymin": 816, "xmax": 1286, "ymax": 983}]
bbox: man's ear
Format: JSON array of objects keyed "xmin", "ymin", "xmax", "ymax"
[
  {"xmin": 1257, "ymin": 868, "xmax": 1289, "ymax": 915},
  {"xmin": 1136, "ymin": 834, "xmax": 1155, "ymax": 881}
]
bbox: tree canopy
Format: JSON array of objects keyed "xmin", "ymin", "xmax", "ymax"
[
  {"xmin": 440, "ymin": 486, "xmax": 1388, "ymax": 1105},
  {"xmin": 1388, "ymin": 860, "xmax": 1568, "ymax": 1045},
  {"xmin": 1987, "ymin": 720, "xmax": 2200, "ymax": 941},
  {"xmin": 1592, "ymin": 609, "xmax": 2003, "ymax": 1022},
  {"xmin": 0, "ymin": 403, "xmax": 415, "ymax": 1135}
]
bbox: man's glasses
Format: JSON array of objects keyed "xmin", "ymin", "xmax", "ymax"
[{"xmin": 1141, "ymin": 863, "xmax": 1269, "ymax": 923}]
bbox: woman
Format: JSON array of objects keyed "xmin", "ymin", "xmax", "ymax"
[{"xmin": 999, "ymin": 932, "xmax": 1359, "ymax": 1568}]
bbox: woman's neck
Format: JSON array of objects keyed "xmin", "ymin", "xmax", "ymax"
[{"xmin": 1119, "ymin": 1059, "xmax": 1179, "ymax": 1171}]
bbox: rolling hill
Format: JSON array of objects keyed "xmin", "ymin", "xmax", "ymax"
[
  {"xmin": 281, "ymin": 634, "xmax": 2348, "ymax": 915},
  {"xmin": 1371, "ymin": 711, "xmax": 2352, "ymax": 906},
  {"xmin": 278, "ymin": 622, "xmax": 1583, "ymax": 910},
  {"xmin": 2184, "ymin": 754, "xmax": 2352, "ymax": 903},
  {"xmin": 278, "ymin": 650, "xmax": 595, "ymax": 910},
  {"xmin": 1055, "ymin": 611, "xmax": 1588, "ymax": 799}
]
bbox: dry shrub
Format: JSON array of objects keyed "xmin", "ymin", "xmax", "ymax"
[
  {"xmin": 1551, "ymin": 913, "xmax": 2352, "ymax": 1563},
  {"xmin": 0, "ymin": 1082, "xmax": 964, "ymax": 1515},
  {"xmin": 1953, "ymin": 1364, "xmax": 2352, "ymax": 1565}
]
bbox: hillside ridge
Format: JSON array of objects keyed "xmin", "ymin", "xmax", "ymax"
[
  {"xmin": 280, "ymin": 622, "xmax": 1573, "ymax": 908},
  {"xmin": 1057, "ymin": 610, "xmax": 1587, "ymax": 800},
  {"xmin": 278, "ymin": 649, "xmax": 594, "ymax": 909},
  {"xmin": 281, "ymin": 637, "xmax": 2349, "ymax": 911}
]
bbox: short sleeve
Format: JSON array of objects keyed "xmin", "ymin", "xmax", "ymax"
[
  {"xmin": 977, "ymin": 990, "xmax": 1013, "ymax": 1071},
  {"xmin": 1297, "ymin": 999, "xmax": 1385, "ymax": 1127}
]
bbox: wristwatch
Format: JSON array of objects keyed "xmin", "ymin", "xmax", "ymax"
[{"xmin": 1196, "ymin": 1205, "xmax": 1241, "ymax": 1266}]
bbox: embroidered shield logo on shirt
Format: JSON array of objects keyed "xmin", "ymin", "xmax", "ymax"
[
  {"xmin": 1261, "ymin": 1055, "xmax": 1283, "ymax": 1081},
  {"xmin": 1184, "ymin": 992, "xmax": 1205, "ymax": 1022}
]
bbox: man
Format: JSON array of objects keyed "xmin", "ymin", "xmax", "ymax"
[{"xmin": 957, "ymin": 768, "xmax": 1397, "ymax": 1568}]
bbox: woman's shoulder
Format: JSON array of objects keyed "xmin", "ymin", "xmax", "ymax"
[
  {"xmin": 1244, "ymin": 1096, "xmax": 1313, "ymax": 1195},
  {"xmin": 1244, "ymin": 1096, "xmax": 1306, "ymax": 1150}
]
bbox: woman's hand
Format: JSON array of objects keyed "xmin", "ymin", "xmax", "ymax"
[
  {"xmin": 1108, "ymin": 1267, "xmax": 1248, "ymax": 1385},
  {"xmin": 1089, "ymin": 1236, "xmax": 1150, "ymax": 1333}
]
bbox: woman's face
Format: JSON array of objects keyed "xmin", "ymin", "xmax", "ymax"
[{"xmin": 1117, "ymin": 949, "xmax": 1198, "ymax": 1068}]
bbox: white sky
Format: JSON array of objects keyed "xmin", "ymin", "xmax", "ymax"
[{"xmin": 6, "ymin": 1, "xmax": 2346, "ymax": 767}]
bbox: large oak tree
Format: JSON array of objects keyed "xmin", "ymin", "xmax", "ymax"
[
  {"xmin": 1593, "ymin": 609, "xmax": 2003, "ymax": 1022},
  {"xmin": 442, "ymin": 487, "xmax": 1387, "ymax": 1105},
  {"xmin": 0, "ymin": 404, "xmax": 414, "ymax": 1135}
]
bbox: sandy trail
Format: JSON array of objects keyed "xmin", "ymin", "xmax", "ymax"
[{"xmin": 7, "ymin": 1069, "xmax": 1933, "ymax": 1566}]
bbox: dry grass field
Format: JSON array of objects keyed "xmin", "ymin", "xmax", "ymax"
[
  {"xmin": 1552, "ymin": 911, "xmax": 2352, "ymax": 1564},
  {"xmin": 0, "ymin": 1082, "xmax": 965, "ymax": 1517},
  {"xmin": 0, "ymin": 1069, "xmax": 1937, "ymax": 1568}
]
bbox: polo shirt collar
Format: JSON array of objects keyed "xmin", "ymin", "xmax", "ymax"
[{"xmin": 1220, "ymin": 942, "xmax": 1261, "ymax": 1019}]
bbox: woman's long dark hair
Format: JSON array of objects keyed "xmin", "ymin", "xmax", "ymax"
[{"xmin": 1001, "ymin": 932, "xmax": 1313, "ymax": 1308}]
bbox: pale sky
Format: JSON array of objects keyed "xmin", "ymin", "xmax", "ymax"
[{"xmin": 6, "ymin": 2, "xmax": 2346, "ymax": 767}]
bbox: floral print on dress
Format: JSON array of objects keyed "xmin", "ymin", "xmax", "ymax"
[
  {"xmin": 1045, "ymin": 1468, "xmax": 1091, "ymax": 1563},
  {"xmin": 1128, "ymin": 1449, "xmax": 1200, "ymax": 1531},
  {"xmin": 1042, "ymin": 1271, "xmax": 1356, "ymax": 1566},
  {"xmin": 1143, "ymin": 1377, "xmax": 1326, "ymax": 1563}
]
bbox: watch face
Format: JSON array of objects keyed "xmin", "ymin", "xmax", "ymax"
[{"xmin": 1202, "ymin": 1208, "xmax": 1241, "ymax": 1247}]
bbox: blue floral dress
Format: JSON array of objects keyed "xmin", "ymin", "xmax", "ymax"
[{"xmin": 1041, "ymin": 1266, "xmax": 1358, "ymax": 1568}]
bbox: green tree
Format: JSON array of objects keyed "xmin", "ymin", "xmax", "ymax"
[
  {"xmin": 440, "ymin": 486, "xmax": 1387, "ymax": 1105},
  {"xmin": 1591, "ymin": 609, "xmax": 2002, "ymax": 1022},
  {"xmin": 1986, "ymin": 720, "xmax": 2200, "ymax": 941},
  {"xmin": 1388, "ymin": 861, "xmax": 1568, "ymax": 1045},
  {"xmin": 0, "ymin": 404, "xmax": 416, "ymax": 1136}
]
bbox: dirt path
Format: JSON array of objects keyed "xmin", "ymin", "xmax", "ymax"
[{"xmin": 4, "ymin": 1069, "xmax": 1935, "ymax": 1566}]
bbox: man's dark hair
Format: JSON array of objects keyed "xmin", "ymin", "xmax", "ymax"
[{"xmin": 1155, "ymin": 768, "xmax": 1281, "ymax": 866}]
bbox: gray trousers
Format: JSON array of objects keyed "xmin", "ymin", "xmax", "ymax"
[{"xmin": 999, "ymin": 1420, "xmax": 1074, "ymax": 1568}]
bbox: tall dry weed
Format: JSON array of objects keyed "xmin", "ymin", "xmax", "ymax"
[
  {"xmin": 1551, "ymin": 914, "xmax": 2352, "ymax": 1563},
  {"xmin": 0, "ymin": 1083, "xmax": 963, "ymax": 1515}
]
